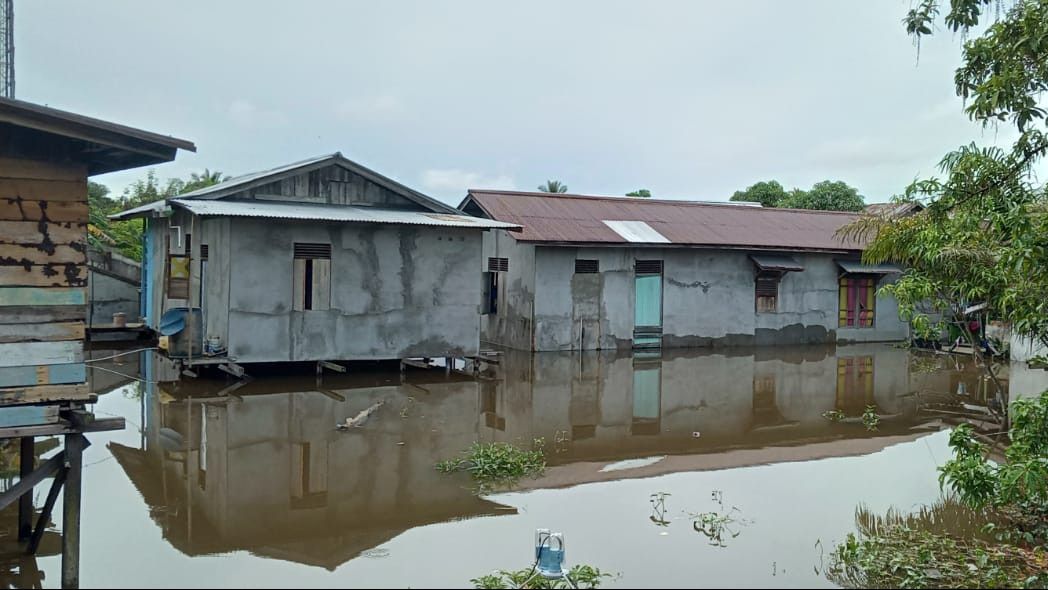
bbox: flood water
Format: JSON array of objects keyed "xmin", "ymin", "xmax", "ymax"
[{"xmin": 5, "ymin": 343, "xmax": 1047, "ymax": 588}]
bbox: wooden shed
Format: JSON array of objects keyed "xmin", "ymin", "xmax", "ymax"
[{"xmin": 0, "ymin": 97, "xmax": 194, "ymax": 405}]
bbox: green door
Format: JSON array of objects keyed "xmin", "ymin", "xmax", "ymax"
[{"xmin": 633, "ymin": 260, "xmax": 663, "ymax": 348}]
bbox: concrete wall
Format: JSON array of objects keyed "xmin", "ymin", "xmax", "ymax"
[
  {"xmin": 479, "ymin": 229, "xmax": 536, "ymax": 350},
  {"xmin": 87, "ymin": 247, "xmax": 141, "ymax": 326},
  {"xmin": 223, "ymin": 218, "xmax": 483, "ymax": 362},
  {"xmin": 484, "ymin": 237, "xmax": 908, "ymax": 351}
]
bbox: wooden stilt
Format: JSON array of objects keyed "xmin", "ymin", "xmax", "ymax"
[
  {"xmin": 61, "ymin": 433, "xmax": 84, "ymax": 589},
  {"xmin": 18, "ymin": 436, "xmax": 33, "ymax": 540},
  {"xmin": 28, "ymin": 466, "xmax": 66, "ymax": 555}
]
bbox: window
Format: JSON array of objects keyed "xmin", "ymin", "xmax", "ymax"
[
  {"xmin": 755, "ymin": 271, "xmax": 781, "ymax": 313},
  {"xmin": 839, "ymin": 275, "xmax": 876, "ymax": 328},
  {"xmin": 575, "ymin": 259, "xmax": 599, "ymax": 274},
  {"xmin": 293, "ymin": 243, "xmax": 331, "ymax": 311},
  {"xmin": 482, "ymin": 257, "xmax": 508, "ymax": 315},
  {"xmin": 836, "ymin": 356, "xmax": 874, "ymax": 415}
]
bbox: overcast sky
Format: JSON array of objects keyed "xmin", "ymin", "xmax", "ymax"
[{"xmin": 15, "ymin": 1, "xmax": 1020, "ymax": 206}]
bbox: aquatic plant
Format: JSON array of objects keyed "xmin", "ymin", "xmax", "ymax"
[
  {"xmin": 649, "ymin": 492, "xmax": 671, "ymax": 527},
  {"xmin": 822, "ymin": 409, "xmax": 846, "ymax": 422},
  {"xmin": 827, "ymin": 524, "xmax": 1047, "ymax": 589},
  {"xmin": 862, "ymin": 406, "xmax": 881, "ymax": 431},
  {"xmin": 689, "ymin": 490, "xmax": 750, "ymax": 547},
  {"xmin": 436, "ymin": 440, "xmax": 546, "ymax": 489},
  {"xmin": 471, "ymin": 564, "xmax": 611, "ymax": 589}
]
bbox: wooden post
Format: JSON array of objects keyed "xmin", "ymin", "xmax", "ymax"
[
  {"xmin": 18, "ymin": 436, "xmax": 33, "ymax": 540},
  {"xmin": 28, "ymin": 467, "xmax": 67, "ymax": 555},
  {"xmin": 61, "ymin": 433, "xmax": 84, "ymax": 589}
]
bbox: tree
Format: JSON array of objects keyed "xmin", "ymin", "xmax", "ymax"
[
  {"xmin": 729, "ymin": 180, "xmax": 787, "ymax": 207},
  {"xmin": 182, "ymin": 168, "xmax": 230, "ymax": 194},
  {"xmin": 782, "ymin": 180, "xmax": 865, "ymax": 211},
  {"xmin": 626, "ymin": 189, "xmax": 652, "ymax": 198},
  {"xmin": 537, "ymin": 180, "xmax": 568, "ymax": 193}
]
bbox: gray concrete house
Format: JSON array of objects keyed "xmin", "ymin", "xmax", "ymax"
[
  {"xmin": 460, "ymin": 190, "xmax": 905, "ymax": 351},
  {"xmin": 113, "ymin": 154, "xmax": 517, "ymax": 365}
]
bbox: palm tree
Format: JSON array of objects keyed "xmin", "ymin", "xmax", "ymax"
[
  {"xmin": 537, "ymin": 180, "xmax": 568, "ymax": 193},
  {"xmin": 182, "ymin": 168, "xmax": 230, "ymax": 193}
]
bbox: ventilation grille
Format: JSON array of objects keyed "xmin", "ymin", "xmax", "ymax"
[
  {"xmin": 488, "ymin": 257, "xmax": 509, "ymax": 272},
  {"xmin": 574, "ymin": 259, "xmax": 599, "ymax": 274},
  {"xmin": 756, "ymin": 276, "xmax": 779, "ymax": 297},
  {"xmin": 635, "ymin": 260, "xmax": 663, "ymax": 274},
  {"xmin": 200, "ymin": 244, "xmax": 209, "ymax": 260},
  {"xmin": 294, "ymin": 243, "xmax": 331, "ymax": 259}
]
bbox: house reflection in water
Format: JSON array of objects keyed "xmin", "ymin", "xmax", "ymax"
[{"xmin": 111, "ymin": 344, "xmax": 946, "ymax": 569}]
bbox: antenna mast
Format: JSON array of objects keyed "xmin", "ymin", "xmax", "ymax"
[{"xmin": 0, "ymin": 0, "xmax": 13, "ymax": 98}]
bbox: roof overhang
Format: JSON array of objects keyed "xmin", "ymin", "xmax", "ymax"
[
  {"xmin": 836, "ymin": 260, "xmax": 903, "ymax": 275},
  {"xmin": 0, "ymin": 97, "xmax": 195, "ymax": 175},
  {"xmin": 113, "ymin": 198, "xmax": 522, "ymax": 231},
  {"xmin": 750, "ymin": 254, "xmax": 805, "ymax": 272}
]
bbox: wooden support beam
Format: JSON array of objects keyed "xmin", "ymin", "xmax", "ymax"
[
  {"xmin": 0, "ymin": 416, "xmax": 122, "ymax": 439},
  {"xmin": 62, "ymin": 434, "xmax": 84, "ymax": 589},
  {"xmin": 0, "ymin": 451, "xmax": 64, "ymax": 512},
  {"xmin": 318, "ymin": 361, "xmax": 346, "ymax": 373},
  {"xmin": 18, "ymin": 437, "xmax": 33, "ymax": 540},
  {"xmin": 217, "ymin": 362, "xmax": 246, "ymax": 378},
  {"xmin": 315, "ymin": 388, "xmax": 346, "ymax": 403},
  {"xmin": 400, "ymin": 359, "xmax": 431, "ymax": 370},
  {"xmin": 28, "ymin": 466, "xmax": 67, "ymax": 555},
  {"xmin": 0, "ymin": 384, "xmax": 92, "ymax": 406}
]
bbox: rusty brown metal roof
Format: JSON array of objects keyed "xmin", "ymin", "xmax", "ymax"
[{"xmin": 463, "ymin": 190, "xmax": 865, "ymax": 251}]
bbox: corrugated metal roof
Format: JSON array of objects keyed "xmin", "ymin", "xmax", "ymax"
[
  {"xmin": 602, "ymin": 220, "xmax": 670, "ymax": 243},
  {"xmin": 464, "ymin": 190, "xmax": 865, "ymax": 251},
  {"xmin": 750, "ymin": 254, "xmax": 805, "ymax": 272},
  {"xmin": 140, "ymin": 199, "xmax": 519, "ymax": 229},
  {"xmin": 109, "ymin": 200, "xmax": 170, "ymax": 220},
  {"xmin": 176, "ymin": 153, "xmax": 459, "ymax": 214},
  {"xmin": 836, "ymin": 260, "xmax": 903, "ymax": 275}
]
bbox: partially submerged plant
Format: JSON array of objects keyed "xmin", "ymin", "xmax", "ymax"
[
  {"xmin": 822, "ymin": 409, "xmax": 846, "ymax": 422},
  {"xmin": 471, "ymin": 565, "xmax": 611, "ymax": 589},
  {"xmin": 862, "ymin": 406, "xmax": 881, "ymax": 431},
  {"xmin": 437, "ymin": 440, "xmax": 546, "ymax": 490},
  {"xmin": 690, "ymin": 490, "xmax": 751, "ymax": 547}
]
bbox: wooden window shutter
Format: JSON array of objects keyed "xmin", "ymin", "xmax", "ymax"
[
  {"xmin": 635, "ymin": 260, "xmax": 663, "ymax": 275},
  {"xmin": 294, "ymin": 243, "xmax": 331, "ymax": 259}
]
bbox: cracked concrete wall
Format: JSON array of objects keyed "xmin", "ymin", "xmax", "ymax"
[
  {"xmin": 525, "ymin": 245, "xmax": 908, "ymax": 351},
  {"xmin": 220, "ymin": 218, "xmax": 482, "ymax": 363},
  {"xmin": 479, "ymin": 230, "xmax": 535, "ymax": 350}
]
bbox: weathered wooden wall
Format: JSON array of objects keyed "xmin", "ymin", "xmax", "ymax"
[{"xmin": 0, "ymin": 157, "xmax": 90, "ymax": 403}]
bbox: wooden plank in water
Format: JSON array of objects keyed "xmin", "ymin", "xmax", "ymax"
[
  {"xmin": 0, "ymin": 158, "xmax": 86, "ymax": 182},
  {"xmin": 0, "ymin": 406, "xmax": 60, "ymax": 428},
  {"xmin": 0, "ymin": 221, "xmax": 86, "ymax": 246},
  {"xmin": 0, "ymin": 199, "xmax": 88, "ymax": 222},
  {"xmin": 0, "ymin": 287, "xmax": 86, "ymax": 307},
  {"xmin": 0, "ymin": 243, "xmax": 87, "ymax": 264},
  {"xmin": 0, "ymin": 321, "xmax": 85, "ymax": 343},
  {"xmin": 0, "ymin": 363, "xmax": 86, "ymax": 387},
  {"xmin": 0, "ymin": 384, "xmax": 91, "ymax": 405},
  {"xmin": 0, "ymin": 341, "xmax": 83, "ymax": 367},
  {"xmin": 0, "ymin": 265, "xmax": 87, "ymax": 287},
  {"xmin": 0, "ymin": 179, "xmax": 87, "ymax": 202}
]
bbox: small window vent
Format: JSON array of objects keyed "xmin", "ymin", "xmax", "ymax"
[
  {"xmin": 294, "ymin": 243, "xmax": 331, "ymax": 259},
  {"xmin": 200, "ymin": 244, "xmax": 209, "ymax": 260},
  {"xmin": 635, "ymin": 260, "xmax": 663, "ymax": 275},
  {"xmin": 488, "ymin": 257, "xmax": 509, "ymax": 272},
  {"xmin": 756, "ymin": 276, "xmax": 779, "ymax": 297},
  {"xmin": 574, "ymin": 259, "xmax": 599, "ymax": 274}
]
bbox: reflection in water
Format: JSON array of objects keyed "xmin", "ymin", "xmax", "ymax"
[{"xmin": 105, "ymin": 343, "xmax": 1017, "ymax": 580}]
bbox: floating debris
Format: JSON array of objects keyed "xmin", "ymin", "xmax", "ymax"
[{"xmin": 336, "ymin": 400, "xmax": 384, "ymax": 430}]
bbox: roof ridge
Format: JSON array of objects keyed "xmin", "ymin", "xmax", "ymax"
[{"xmin": 466, "ymin": 190, "xmax": 860, "ymax": 215}]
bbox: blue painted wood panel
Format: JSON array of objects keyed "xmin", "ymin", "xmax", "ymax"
[
  {"xmin": 0, "ymin": 405, "xmax": 60, "ymax": 428},
  {"xmin": 0, "ymin": 287, "xmax": 87, "ymax": 306},
  {"xmin": 0, "ymin": 363, "xmax": 86, "ymax": 387}
]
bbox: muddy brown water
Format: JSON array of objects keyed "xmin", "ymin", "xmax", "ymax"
[{"xmin": 4, "ymin": 343, "xmax": 1041, "ymax": 588}]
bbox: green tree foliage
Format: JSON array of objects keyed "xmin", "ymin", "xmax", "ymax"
[
  {"xmin": 781, "ymin": 180, "xmax": 866, "ymax": 212},
  {"xmin": 730, "ymin": 180, "xmax": 866, "ymax": 211},
  {"xmin": 537, "ymin": 180, "xmax": 568, "ymax": 193},
  {"xmin": 626, "ymin": 189, "xmax": 652, "ymax": 198},
  {"xmin": 729, "ymin": 180, "xmax": 787, "ymax": 207},
  {"xmin": 87, "ymin": 169, "xmax": 230, "ymax": 261}
]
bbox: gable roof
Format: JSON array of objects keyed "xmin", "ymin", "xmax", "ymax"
[
  {"xmin": 0, "ymin": 96, "xmax": 195, "ymax": 174},
  {"xmin": 176, "ymin": 152, "xmax": 458, "ymax": 214},
  {"xmin": 462, "ymin": 190, "xmax": 865, "ymax": 252}
]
